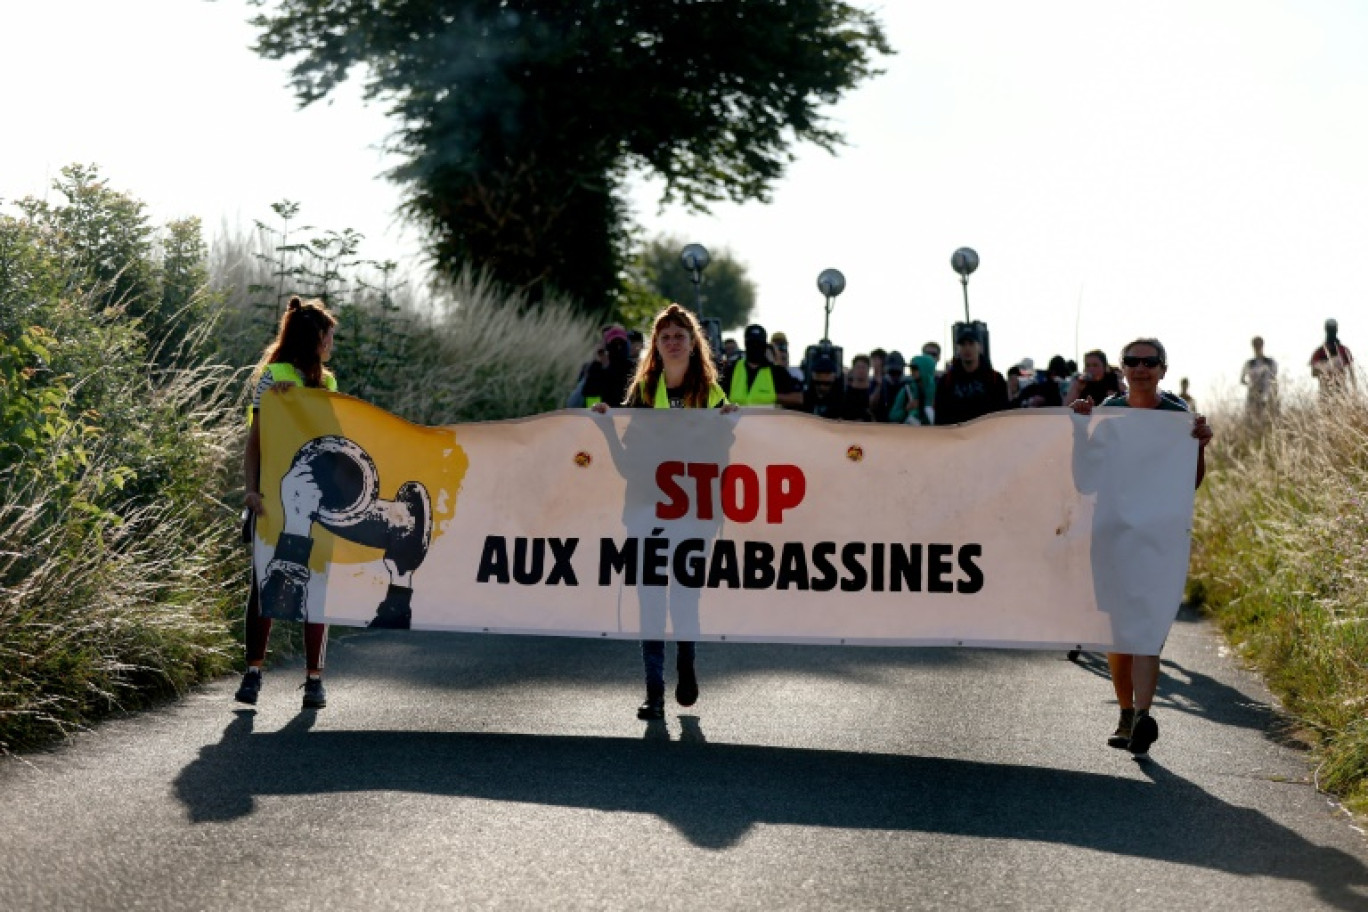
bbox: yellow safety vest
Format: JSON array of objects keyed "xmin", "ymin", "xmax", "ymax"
[
  {"xmin": 247, "ymin": 362, "xmax": 338, "ymax": 425},
  {"xmin": 728, "ymin": 363, "xmax": 778, "ymax": 406},
  {"xmin": 652, "ymin": 380, "xmax": 727, "ymax": 409}
]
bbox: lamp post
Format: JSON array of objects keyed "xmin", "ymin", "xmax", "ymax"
[
  {"xmin": 816, "ymin": 268, "xmax": 846, "ymax": 343},
  {"xmin": 950, "ymin": 247, "xmax": 979, "ymax": 323},
  {"xmin": 680, "ymin": 243, "xmax": 710, "ymax": 319}
]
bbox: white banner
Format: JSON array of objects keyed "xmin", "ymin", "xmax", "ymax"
[{"xmin": 254, "ymin": 391, "xmax": 1198, "ymax": 653}]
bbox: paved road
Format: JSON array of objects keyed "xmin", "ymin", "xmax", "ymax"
[{"xmin": 2, "ymin": 607, "xmax": 1366, "ymax": 911}]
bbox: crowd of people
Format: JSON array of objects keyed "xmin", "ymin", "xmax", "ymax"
[
  {"xmin": 572, "ymin": 320, "xmax": 1156, "ymax": 426},
  {"xmin": 571, "ymin": 315, "xmax": 1355, "ymax": 429}
]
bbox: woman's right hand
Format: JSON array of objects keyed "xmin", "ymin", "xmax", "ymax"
[
  {"xmin": 244, "ymin": 491, "xmax": 266, "ymax": 517},
  {"xmin": 590, "ymin": 402, "xmax": 610, "ymax": 414}
]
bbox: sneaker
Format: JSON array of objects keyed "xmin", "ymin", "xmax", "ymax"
[
  {"xmin": 234, "ymin": 669, "xmax": 262, "ymax": 705},
  {"xmin": 636, "ymin": 696, "xmax": 664, "ymax": 720},
  {"xmin": 1107, "ymin": 708, "xmax": 1136, "ymax": 749},
  {"xmin": 675, "ymin": 663, "xmax": 699, "ymax": 707},
  {"xmin": 1128, "ymin": 712, "xmax": 1159, "ymax": 755},
  {"xmin": 301, "ymin": 677, "xmax": 327, "ymax": 709}
]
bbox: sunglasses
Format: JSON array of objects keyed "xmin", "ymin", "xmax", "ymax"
[{"xmin": 1121, "ymin": 355, "xmax": 1163, "ymax": 368}]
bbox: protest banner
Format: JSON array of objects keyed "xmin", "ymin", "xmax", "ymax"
[{"xmin": 254, "ymin": 391, "xmax": 1197, "ymax": 654}]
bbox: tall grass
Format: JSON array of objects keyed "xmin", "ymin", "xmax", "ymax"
[
  {"xmin": 1189, "ymin": 378, "xmax": 1368, "ymax": 810},
  {"xmin": 208, "ymin": 222, "xmax": 596, "ymax": 422},
  {"xmin": 0, "ymin": 320, "xmax": 245, "ymax": 751}
]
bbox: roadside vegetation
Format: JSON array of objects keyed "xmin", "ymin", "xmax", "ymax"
[
  {"xmin": 1188, "ymin": 383, "xmax": 1368, "ymax": 811},
  {"xmin": 0, "ymin": 165, "xmax": 594, "ymax": 752}
]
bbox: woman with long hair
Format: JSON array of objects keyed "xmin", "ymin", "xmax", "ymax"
[
  {"xmin": 593, "ymin": 303, "xmax": 736, "ymax": 719},
  {"xmin": 236, "ymin": 295, "xmax": 338, "ymax": 710}
]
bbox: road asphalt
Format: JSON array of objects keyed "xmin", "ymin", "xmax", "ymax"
[{"xmin": 2, "ymin": 606, "xmax": 1366, "ymax": 911}]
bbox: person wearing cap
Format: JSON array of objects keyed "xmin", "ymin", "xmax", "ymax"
[
  {"xmin": 721, "ymin": 324, "xmax": 802, "ymax": 408},
  {"xmin": 1311, "ymin": 318, "xmax": 1355, "ymax": 397},
  {"xmin": 1014, "ymin": 356, "xmax": 1064, "ymax": 409},
  {"xmin": 583, "ymin": 324, "xmax": 636, "ymax": 408},
  {"xmin": 871, "ymin": 350, "xmax": 909, "ymax": 422},
  {"xmin": 801, "ymin": 354, "xmax": 846, "ymax": 417},
  {"xmin": 1069, "ymin": 337, "xmax": 1213, "ymax": 756},
  {"xmin": 933, "ymin": 328, "xmax": 1009, "ymax": 425}
]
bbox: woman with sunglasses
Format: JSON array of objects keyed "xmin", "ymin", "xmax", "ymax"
[{"xmin": 1069, "ymin": 338, "xmax": 1212, "ymax": 755}]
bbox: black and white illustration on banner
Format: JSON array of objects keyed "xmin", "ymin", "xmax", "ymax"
[{"xmin": 258, "ymin": 435, "xmax": 433, "ymax": 629}]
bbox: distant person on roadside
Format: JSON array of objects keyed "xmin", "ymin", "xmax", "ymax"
[
  {"xmin": 237, "ymin": 296, "xmax": 338, "ymax": 711},
  {"xmin": 1311, "ymin": 318, "xmax": 1356, "ymax": 397},
  {"xmin": 722, "ymin": 324, "xmax": 802, "ymax": 408},
  {"xmin": 627, "ymin": 329, "xmax": 645, "ymax": 361},
  {"xmin": 722, "ymin": 337, "xmax": 739, "ymax": 364},
  {"xmin": 1178, "ymin": 377, "xmax": 1197, "ymax": 412},
  {"xmin": 1067, "ymin": 349, "xmax": 1124, "ymax": 407},
  {"xmin": 1070, "ymin": 337, "xmax": 1212, "ymax": 756},
  {"xmin": 933, "ymin": 327, "xmax": 1009, "ymax": 424},
  {"xmin": 1240, "ymin": 335, "xmax": 1277, "ymax": 419}
]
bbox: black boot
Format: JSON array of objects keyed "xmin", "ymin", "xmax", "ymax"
[
  {"xmin": 675, "ymin": 659, "xmax": 699, "ymax": 707},
  {"xmin": 637, "ymin": 684, "xmax": 665, "ymax": 720},
  {"xmin": 368, "ymin": 584, "xmax": 413, "ymax": 629}
]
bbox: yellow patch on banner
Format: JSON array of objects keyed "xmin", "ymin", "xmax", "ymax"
[{"xmin": 258, "ymin": 389, "xmax": 469, "ymax": 571}]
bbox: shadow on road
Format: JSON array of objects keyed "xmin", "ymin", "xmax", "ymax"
[{"xmin": 176, "ymin": 710, "xmax": 1367, "ymax": 911}]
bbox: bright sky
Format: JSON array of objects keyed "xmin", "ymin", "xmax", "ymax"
[{"xmin": 6, "ymin": 0, "xmax": 1367, "ymax": 407}]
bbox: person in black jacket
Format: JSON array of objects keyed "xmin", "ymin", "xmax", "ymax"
[{"xmin": 933, "ymin": 326, "xmax": 1009, "ymax": 424}]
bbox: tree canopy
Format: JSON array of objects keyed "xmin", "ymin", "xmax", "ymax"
[
  {"xmin": 247, "ymin": 0, "xmax": 890, "ymax": 311},
  {"xmin": 621, "ymin": 235, "xmax": 755, "ymax": 332}
]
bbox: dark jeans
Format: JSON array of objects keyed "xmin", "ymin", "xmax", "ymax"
[{"xmin": 641, "ymin": 640, "xmax": 696, "ymax": 694}]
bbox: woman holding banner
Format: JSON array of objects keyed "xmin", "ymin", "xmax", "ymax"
[
  {"xmin": 1070, "ymin": 338, "xmax": 1212, "ymax": 755},
  {"xmin": 592, "ymin": 304, "xmax": 737, "ymax": 720},
  {"xmin": 236, "ymin": 296, "xmax": 338, "ymax": 711}
]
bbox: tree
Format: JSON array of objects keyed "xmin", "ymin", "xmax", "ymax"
[
  {"xmin": 246, "ymin": 0, "xmax": 890, "ymax": 312},
  {"xmin": 624, "ymin": 236, "xmax": 756, "ymax": 332}
]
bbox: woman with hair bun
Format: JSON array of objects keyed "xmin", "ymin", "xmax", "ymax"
[{"xmin": 236, "ymin": 296, "xmax": 338, "ymax": 710}]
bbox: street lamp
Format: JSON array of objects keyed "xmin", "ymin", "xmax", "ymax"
[
  {"xmin": 816, "ymin": 268, "xmax": 846, "ymax": 343},
  {"xmin": 680, "ymin": 243, "xmax": 710, "ymax": 319},
  {"xmin": 950, "ymin": 247, "xmax": 979, "ymax": 323}
]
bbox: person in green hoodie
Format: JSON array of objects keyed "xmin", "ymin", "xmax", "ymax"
[{"xmin": 890, "ymin": 354, "xmax": 938, "ymax": 425}]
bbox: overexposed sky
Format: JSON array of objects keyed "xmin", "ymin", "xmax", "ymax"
[{"xmin": 5, "ymin": 0, "xmax": 1367, "ymax": 406}]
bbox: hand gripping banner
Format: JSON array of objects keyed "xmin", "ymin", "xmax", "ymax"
[{"xmin": 254, "ymin": 390, "xmax": 1198, "ymax": 654}]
